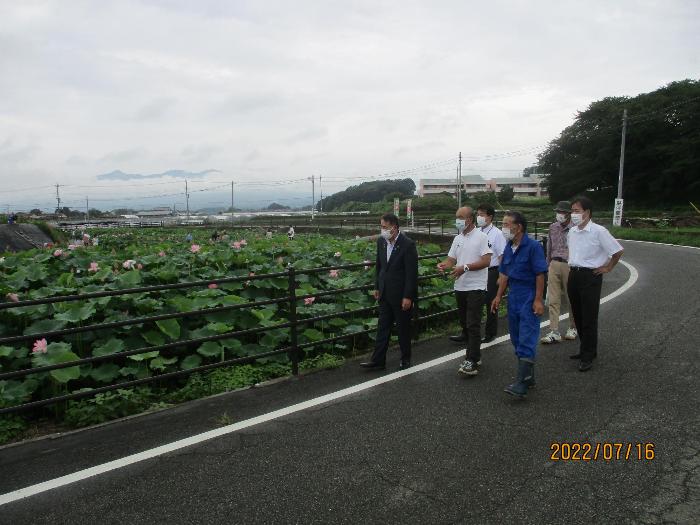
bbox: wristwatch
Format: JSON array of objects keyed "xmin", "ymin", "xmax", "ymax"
[{"xmin": 463, "ymin": 264, "xmax": 470, "ymax": 273}]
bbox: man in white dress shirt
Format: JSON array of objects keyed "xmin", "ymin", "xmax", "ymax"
[
  {"xmin": 567, "ymin": 196, "xmax": 624, "ymax": 372},
  {"xmin": 476, "ymin": 203, "xmax": 507, "ymax": 343}
]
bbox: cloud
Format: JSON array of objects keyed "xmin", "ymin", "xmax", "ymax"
[
  {"xmin": 97, "ymin": 169, "xmax": 221, "ymax": 181},
  {"xmin": 99, "ymin": 148, "xmax": 149, "ymax": 164},
  {"xmin": 135, "ymin": 98, "xmax": 176, "ymax": 121}
]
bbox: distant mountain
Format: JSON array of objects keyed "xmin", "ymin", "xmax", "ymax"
[{"xmin": 97, "ymin": 169, "xmax": 220, "ymax": 181}]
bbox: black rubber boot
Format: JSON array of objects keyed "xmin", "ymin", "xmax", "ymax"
[{"xmin": 504, "ymin": 359, "xmax": 534, "ymax": 399}]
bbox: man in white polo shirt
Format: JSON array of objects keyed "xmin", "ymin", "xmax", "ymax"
[
  {"xmin": 437, "ymin": 207, "xmax": 492, "ymax": 376},
  {"xmin": 567, "ymin": 196, "xmax": 624, "ymax": 372}
]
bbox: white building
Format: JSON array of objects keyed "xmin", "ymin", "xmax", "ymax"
[{"xmin": 418, "ymin": 175, "xmax": 547, "ymax": 198}]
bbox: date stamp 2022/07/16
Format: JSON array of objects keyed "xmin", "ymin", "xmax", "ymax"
[{"xmin": 549, "ymin": 442, "xmax": 656, "ymax": 462}]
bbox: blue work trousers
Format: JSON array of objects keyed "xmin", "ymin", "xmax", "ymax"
[{"xmin": 507, "ymin": 284, "xmax": 541, "ymax": 360}]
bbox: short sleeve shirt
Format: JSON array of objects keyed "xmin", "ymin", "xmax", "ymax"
[
  {"xmin": 447, "ymin": 228, "xmax": 492, "ymax": 291},
  {"xmin": 499, "ymin": 235, "xmax": 548, "ymax": 287},
  {"xmin": 481, "ymin": 224, "xmax": 507, "ymax": 267},
  {"xmin": 568, "ymin": 221, "xmax": 623, "ymax": 268}
]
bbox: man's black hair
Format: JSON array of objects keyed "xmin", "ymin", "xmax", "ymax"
[
  {"xmin": 571, "ymin": 195, "xmax": 594, "ymax": 217},
  {"xmin": 476, "ymin": 203, "xmax": 495, "ymax": 218},
  {"xmin": 381, "ymin": 213, "xmax": 400, "ymax": 228},
  {"xmin": 505, "ymin": 210, "xmax": 528, "ymax": 232}
]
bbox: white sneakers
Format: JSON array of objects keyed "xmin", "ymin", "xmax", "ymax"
[
  {"xmin": 564, "ymin": 328, "xmax": 578, "ymax": 340},
  {"xmin": 541, "ymin": 328, "xmax": 578, "ymax": 344},
  {"xmin": 540, "ymin": 331, "xmax": 562, "ymax": 344}
]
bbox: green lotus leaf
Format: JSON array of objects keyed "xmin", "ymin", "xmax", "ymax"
[
  {"xmin": 149, "ymin": 355, "xmax": 178, "ymax": 371},
  {"xmin": 141, "ymin": 330, "xmax": 165, "ymax": 346},
  {"xmin": 90, "ymin": 363, "xmax": 121, "ymax": 383},
  {"xmin": 92, "ymin": 338, "xmax": 125, "ymax": 357},
  {"xmin": 302, "ymin": 328, "xmax": 324, "ymax": 342},
  {"xmin": 197, "ymin": 341, "xmax": 222, "ymax": 357},
  {"xmin": 116, "ymin": 270, "xmax": 142, "ymax": 288},
  {"xmin": 23, "ymin": 319, "xmax": 68, "ymax": 336},
  {"xmin": 128, "ymin": 350, "xmax": 160, "ymax": 361},
  {"xmin": 155, "ymin": 319, "xmax": 180, "ymax": 340},
  {"xmin": 54, "ymin": 302, "xmax": 97, "ymax": 324},
  {"xmin": 47, "ymin": 351, "xmax": 81, "ymax": 383},
  {"xmin": 180, "ymin": 354, "xmax": 202, "ymax": 370},
  {"xmin": 0, "ymin": 346, "xmax": 15, "ymax": 358}
]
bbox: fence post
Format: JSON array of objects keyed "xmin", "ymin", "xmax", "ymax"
[
  {"xmin": 440, "ymin": 218, "xmax": 444, "ymax": 236},
  {"xmin": 428, "ymin": 218, "xmax": 431, "ymax": 238},
  {"xmin": 287, "ymin": 264, "xmax": 300, "ymax": 375}
]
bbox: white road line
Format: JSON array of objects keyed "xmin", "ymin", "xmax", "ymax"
[
  {"xmin": 0, "ymin": 260, "xmax": 640, "ymax": 507},
  {"xmin": 618, "ymin": 239, "xmax": 700, "ymax": 250}
]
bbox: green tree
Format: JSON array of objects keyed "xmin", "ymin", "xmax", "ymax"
[
  {"xmin": 538, "ymin": 79, "xmax": 700, "ymax": 205},
  {"xmin": 319, "ymin": 179, "xmax": 416, "ymax": 211},
  {"xmin": 498, "ymin": 185, "xmax": 514, "ymax": 203}
]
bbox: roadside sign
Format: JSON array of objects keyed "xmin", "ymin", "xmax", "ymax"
[{"xmin": 613, "ymin": 198, "xmax": 624, "ymax": 226}]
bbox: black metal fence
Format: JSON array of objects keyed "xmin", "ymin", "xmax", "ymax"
[{"xmin": 0, "ymin": 253, "xmax": 458, "ymax": 415}]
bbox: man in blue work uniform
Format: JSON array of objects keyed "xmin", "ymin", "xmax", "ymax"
[{"xmin": 491, "ymin": 211, "xmax": 547, "ymax": 399}]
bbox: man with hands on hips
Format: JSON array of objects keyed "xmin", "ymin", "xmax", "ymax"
[{"xmin": 437, "ymin": 207, "xmax": 492, "ymax": 377}]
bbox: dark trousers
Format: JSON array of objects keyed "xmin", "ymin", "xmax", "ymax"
[
  {"xmin": 456, "ymin": 290, "xmax": 485, "ymax": 362},
  {"xmin": 567, "ymin": 269, "xmax": 603, "ymax": 362},
  {"xmin": 371, "ymin": 300, "xmax": 412, "ymax": 364},
  {"xmin": 484, "ymin": 267, "xmax": 500, "ymax": 338}
]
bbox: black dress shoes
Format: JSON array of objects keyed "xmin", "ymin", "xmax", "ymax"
[
  {"xmin": 398, "ymin": 361, "xmax": 412, "ymax": 370},
  {"xmin": 578, "ymin": 361, "xmax": 593, "ymax": 372},
  {"xmin": 449, "ymin": 334, "xmax": 466, "ymax": 343},
  {"xmin": 569, "ymin": 353, "xmax": 582, "ymax": 360},
  {"xmin": 481, "ymin": 335, "xmax": 495, "ymax": 344},
  {"xmin": 360, "ymin": 361, "xmax": 385, "ymax": 370}
]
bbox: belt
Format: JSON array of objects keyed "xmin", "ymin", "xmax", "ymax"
[
  {"xmin": 552, "ymin": 257, "xmax": 567, "ymax": 263},
  {"xmin": 570, "ymin": 266, "xmax": 594, "ymax": 272}
]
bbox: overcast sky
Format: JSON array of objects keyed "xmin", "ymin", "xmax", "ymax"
[{"xmin": 1, "ymin": 0, "xmax": 698, "ymax": 210}]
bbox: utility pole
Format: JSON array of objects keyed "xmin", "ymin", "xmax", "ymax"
[
  {"xmin": 310, "ymin": 175, "xmax": 316, "ymax": 220},
  {"xmin": 319, "ymin": 175, "xmax": 323, "ymax": 213},
  {"xmin": 86, "ymin": 196, "xmax": 89, "ymax": 223},
  {"xmin": 231, "ymin": 181, "xmax": 235, "ymax": 225},
  {"xmin": 613, "ymin": 109, "xmax": 628, "ymax": 226},
  {"xmin": 185, "ymin": 180, "xmax": 190, "ymax": 224},
  {"xmin": 55, "ymin": 184, "xmax": 61, "ymax": 214},
  {"xmin": 457, "ymin": 152, "xmax": 462, "ymax": 208}
]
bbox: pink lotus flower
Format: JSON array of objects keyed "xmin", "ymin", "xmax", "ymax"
[
  {"xmin": 68, "ymin": 244, "xmax": 76, "ymax": 250},
  {"xmin": 190, "ymin": 244, "xmax": 201, "ymax": 253},
  {"xmin": 304, "ymin": 297, "xmax": 316, "ymax": 305},
  {"xmin": 137, "ymin": 263, "xmax": 143, "ymax": 270},
  {"xmin": 6, "ymin": 292, "xmax": 19, "ymax": 303},
  {"xmin": 240, "ymin": 239, "xmax": 247, "ymax": 246},
  {"xmin": 122, "ymin": 259, "xmax": 136, "ymax": 269},
  {"xmin": 329, "ymin": 269, "xmax": 339, "ymax": 278},
  {"xmin": 53, "ymin": 249, "xmax": 63, "ymax": 257},
  {"xmin": 158, "ymin": 251, "xmax": 166, "ymax": 257},
  {"xmin": 88, "ymin": 262, "xmax": 99, "ymax": 272},
  {"xmin": 334, "ymin": 251, "xmax": 341, "ymax": 257},
  {"xmin": 249, "ymin": 272, "xmax": 255, "ymax": 277},
  {"xmin": 32, "ymin": 338, "xmax": 48, "ymax": 354},
  {"xmin": 208, "ymin": 283, "xmax": 218, "ymax": 289},
  {"xmin": 232, "ymin": 241, "xmax": 242, "ymax": 250}
]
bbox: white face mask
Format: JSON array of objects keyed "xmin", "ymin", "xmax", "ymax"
[
  {"xmin": 380, "ymin": 228, "xmax": 393, "ymax": 240},
  {"xmin": 556, "ymin": 213, "xmax": 568, "ymax": 224},
  {"xmin": 476, "ymin": 216, "xmax": 487, "ymax": 227},
  {"xmin": 502, "ymin": 227, "xmax": 513, "ymax": 241},
  {"xmin": 570, "ymin": 213, "xmax": 583, "ymax": 226},
  {"xmin": 455, "ymin": 219, "xmax": 466, "ymax": 233}
]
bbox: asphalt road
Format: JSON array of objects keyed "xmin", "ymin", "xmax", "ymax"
[{"xmin": 1, "ymin": 240, "xmax": 698, "ymax": 524}]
